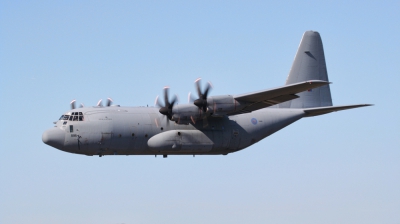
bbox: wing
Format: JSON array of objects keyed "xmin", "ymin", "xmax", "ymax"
[{"xmin": 228, "ymin": 80, "xmax": 330, "ymax": 115}]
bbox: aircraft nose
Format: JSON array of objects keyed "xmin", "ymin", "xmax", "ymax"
[{"xmin": 42, "ymin": 128, "xmax": 65, "ymax": 149}]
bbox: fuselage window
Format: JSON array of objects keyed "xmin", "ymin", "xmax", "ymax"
[
  {"xmin": 63, "ymin": 115, "xmax": 70, "ymax": 120},
  {"xmin": 73, "ymin": 116, "xmax": 78, "ymax": 121},
  {"xmin": 79, "ymin": 116, "xmax": 83, "ymax": 121},
  {"xmin": 69, "ymin": 125, "xmax": 73, "ymax": 133},
  {"xmin": 69, "ymin": 116, "xmax": 73, "ymax": 121},
  {"xmin": 59, "ymin": 115, "xmax": 64, "ymax": 120}
]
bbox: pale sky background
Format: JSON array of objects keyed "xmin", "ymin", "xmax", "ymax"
[{"xmin": 1, "ymin": 1, "xmax": 399, "ymax": 224}]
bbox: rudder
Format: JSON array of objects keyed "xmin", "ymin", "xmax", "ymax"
[{"xmin": 279, "ymin": 31, "xmax": 333, "ymax": 108}]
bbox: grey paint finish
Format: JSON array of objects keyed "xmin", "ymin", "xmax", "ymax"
[
  {"xmin": 280, "ymin": 31, "xmax": 333, "ymax": 108},
  {"xmin": 42, "ymin": 31, "xmax": 372, "ymax": 157},
  {"xmin": 43, "ymin": 106, "xmax": 306, "ymax": 156}
]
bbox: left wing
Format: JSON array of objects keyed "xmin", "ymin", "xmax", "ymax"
[{"xmin": 229, "ymin": 80, "xmax": 330, "ymax": 115}]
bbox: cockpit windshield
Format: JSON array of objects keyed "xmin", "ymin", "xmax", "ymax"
[{"xmin": 60, "ymin": 112, "xmax": 84, "ymax": 121}]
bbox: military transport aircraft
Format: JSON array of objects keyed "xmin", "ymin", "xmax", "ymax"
[{"xmin": 42, "ymin": 31, "xmax": 371, "ymax": 157}]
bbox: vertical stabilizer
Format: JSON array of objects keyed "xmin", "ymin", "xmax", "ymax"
[{"xmin": 280, "ymin": 31, "xmax": 333, "ymax": 108}]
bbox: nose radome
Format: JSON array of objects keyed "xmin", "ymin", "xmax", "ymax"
[{"xmin": 42, "ymin": 128, "xmax": 65, "ymax": 150}]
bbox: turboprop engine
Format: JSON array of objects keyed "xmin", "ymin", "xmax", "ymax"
[
  {"xmin": 155, "ymin": 79, "xmax": 244, "ymax": 125},
  {"xmin": 170, "ymin": 95, "xmax": 241, "ymax": 125}
]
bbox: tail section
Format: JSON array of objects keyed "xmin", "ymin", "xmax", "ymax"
[{"xmin": 280, "ymin": 31, "xmax": 333, "ymax": 108}]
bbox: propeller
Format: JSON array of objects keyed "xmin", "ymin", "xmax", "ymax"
[
  {"xmin": 106, "ymin": 97, "xmax": 113, "ymax": 106},
  {"xmin": 192, "ymin": 78, "xmax": 213, "ymax": 127},
  {"xmin": 155, "ymin": 87, "xmax": 177, "ymax": 121},
  {"xmin": 70, "ymin": 100, "xmax": 77, "ymax": 109},
  {"xmin": 96, "ymin": 98, "xmax": 113, "ymax": 107},
  {"xmin": 193, "ymin": 78, "xmax": 212, "ymax": 112},
  {"xmin": 70, "ymin": 100, "xmax": 85, "ymax": 109},
  {"xmin": 70, "ymin": 98, "xmax": 112, "ymax": 109}
]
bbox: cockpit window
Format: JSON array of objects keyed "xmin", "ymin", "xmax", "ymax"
[{"xmin": 62, "ymin": 113, "xmax": 84, "ymax": 121}]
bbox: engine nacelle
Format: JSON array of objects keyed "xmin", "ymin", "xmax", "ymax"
[
  {"xmin": 207, "ymin": 95, "xmax": 239, "ymax": 116},
  {"xmin": 170, "ymin": 95, "xmax": 241, "ymax": 124},
  {"xmin": 171, "ymin": 104, "xmax": 201, "ymax": 124}
]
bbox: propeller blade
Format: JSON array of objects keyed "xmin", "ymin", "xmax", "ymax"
[
  {"xmin": 170, "ymin": 95, "xmax": 177, "ymax": 109},
  {"xmin": 164, "ymin": 87, "xmax": 170, "ymax": 108},
  {"xmin": 188, "ymin": 92, "xmax": 196, "ymax": 103},
  {"xmin": 97, "ymin": 99, "xmax": 103, "ymax": 107},
  {"xmin": 70, "ymin": 100, "xmax": 76, "ymax": 109},
  {"xmin": 190, "ymin": 116, "xmax": 196, "ymax": 124},
  {"xmin": 154, "ymin": 118, "xmax": 159, "ymax": 127},
  {"xmin": 195, "ymin": 78, "xmax": 202, "ymax": 98},
  {"xmin": 106, "ymin": 98, "xmax": 113, "ymax": 107},
  {"xmin": 155, "ymin": 95, "xmax": 164, "ymax": 108},
  {"xmin": 203, "ymin": 82, "xmax": 212, "ymax": 99}
]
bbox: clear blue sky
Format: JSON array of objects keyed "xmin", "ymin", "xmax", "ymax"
[{"xmin": 1, "ymin": 1, "xmax": 399, "ymax": 223}]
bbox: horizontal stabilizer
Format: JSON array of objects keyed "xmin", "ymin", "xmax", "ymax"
[{"xmin": 304, "ymin": 104, "xmax": 373, "ymax": 117}]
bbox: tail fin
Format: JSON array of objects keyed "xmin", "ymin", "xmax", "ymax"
[{"xmin": 279, "ymin": 31, "xmax": 333, "ymax": 108}]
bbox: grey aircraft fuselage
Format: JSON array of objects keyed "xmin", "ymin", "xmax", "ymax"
[
  {"xmin": 47, "ymin": 106, "xmax": 303, "ymax": 156},
  {"xmin": 42, "ymin": 30, "xmax": 371, "ymax": 157}
]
